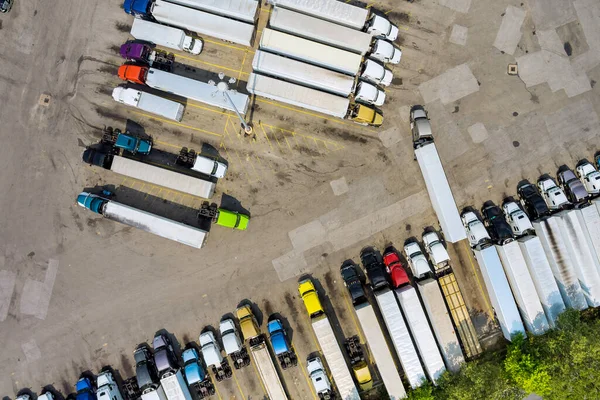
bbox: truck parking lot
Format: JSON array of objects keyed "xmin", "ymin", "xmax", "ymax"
[{"xmin": 1, "ymin": 0, "xmax": 600, "ymax": 398}]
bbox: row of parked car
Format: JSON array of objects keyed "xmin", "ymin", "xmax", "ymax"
[{"xmin": 462, "ymin": 156, "xmax": 600, "ymax": 248}]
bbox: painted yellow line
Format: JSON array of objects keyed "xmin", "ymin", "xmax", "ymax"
[
  {"xmin": 292, "ymin": 343, "xmax": 318, "ymax": 400},
  {"xmin": 255, "ymin": 98, "xmax": 351, "ymax": 126},
  {"xmin": 461, "ymin": 241, "xmax": 493, "ymax": 317},
  {"xmin": 238, "ymin": 50, "xmax": 249, "ymax": 82},
  {"xmin": 177, "ymin": 52, "xmax": 247, "ymax": 75},
  {"xmin": 258, "ymin": 122, "xmax": 274, "ymax": 151},
  {"xmin": 231, "ymin": 368, "xmax": 246, "ymax": 399},
  {"xmin": 131, "ymin": 111, "xmax": 222, "ymax": 137},
  {"xmin": 154, "ymin": 140, "xmax": 181, "ymax": 150},
  {"xmin": 212, "ymin": 377, "xmax": 224, "ymax": 400}
]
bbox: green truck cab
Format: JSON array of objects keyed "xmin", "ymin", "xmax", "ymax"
[{"xmin": 199, "ymin": 203, "xmax": 249, "ymax": 230}]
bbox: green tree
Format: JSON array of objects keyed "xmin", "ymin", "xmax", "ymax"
[{"xmin": 503, "ymin": 333, "xmax": 551, "ymax": 397}]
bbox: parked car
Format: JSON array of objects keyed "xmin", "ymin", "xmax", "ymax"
[
  {"xmin": 558, "ymin": 168, "xmax": 589, "ymax": 204},
  {"xmin": 537, "ymin": 177, "xmax": 570, "ymax": 210},
  {"xmin": 134, "ymin": 345, "xmax": 159, "ymax": 391},
  {"xmin": 481, "ymin": 202, "xmax": 514, "ymax": 244},
  {"xmin": 517, "ymin": 182, "xmax": 550, "ymax": 220},
  {"xmin": 359, "ymin": 247, "xmax": 388, "ymax": 291},
  {"xmin": 461, "ymin": 211, "xmax": 491, "ymax": 248},
  {"xmin": 382, "ymin": 249, "xmax": 409, "ymax": 288},
  {"xmin": 403, "ymin": 240, "xmax": 431, "ymax": 279},
  {"xmin": 340, "ymin": 261, "xmax": 367, "ymax": 305},
  {"xmin": 152, "ymin": 334, "xmax": 178, "ymax": 378},
  {"xmin": 502, "ymin": 200, "xmax": 533, "ymax": 236},
  {"xmin": 0, "ymin": 0, "xmax": 13, "ymax": 13},
  {"xmin": 576, "ymin": 161, "xmax": 600, "ymax": 195}
]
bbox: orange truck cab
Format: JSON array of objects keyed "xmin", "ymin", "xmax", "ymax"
[{"xmin": 117, "ymin": 64, "xmax": 148, "ymax": 85}]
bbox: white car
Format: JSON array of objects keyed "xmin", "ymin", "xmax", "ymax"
[
  {"xmin": 461, "ymin": 211, "xmax": 491, "ymax": 248},
  {"xmin": 360, "ymin": 59, "xmax": 393, "ymax": 87},
  {"xmin": 576, "ymin": 161, "xmax": 600, "ymax": 195},
  {"xmin": 355, "ymin": 81, "xmax": 386, "ymax": 107},
  {"xmin": 369, "ymin": 40, "xmax": 402, "ymax": 64},
  {"xmin": 537, "ymin": 177, "xmax": 570, "ymax": 210},
  {"xmin": 403, "ymin": 241, "xmax": 431, "ymax": 279},
  {"xmin": 422, "ymin": 231, "xmax": 450, "ymax": 268},
  {"xmin": 192, "ymin": 155, "xmax": 228, "ymax": 179},
  {"xmin": 502, "ymin": 201, "xmax": 533, "ymax": 236},
  {"xmin": 307, "ymin": 356, "xmax": 333, "ymax": 398}
]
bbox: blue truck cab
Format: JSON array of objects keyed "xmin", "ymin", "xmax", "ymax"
[
  {"xmin": 182, "ymin": 347, "xmax": 215, "ymax": 398},
  {"xmin": 123, "ymin": 0, "xmax": 152, "ymax": 16},
  {"xmin": 77, "ymin": 192, "xmax": 108, "ymax": 214},
  {"xmin": 114, "ymin": 132, "xmax": 152, "ymax": 155},
  {"xmin": 267, "ymin": 319, "xmax": 298, "ymax": 369},
  {"xmin": 75, "ymin": 378, "xmax": 97, "ymax": 400}
]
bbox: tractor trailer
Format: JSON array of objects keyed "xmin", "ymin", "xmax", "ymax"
[
  {"xmin": 77, "ymin": 192, "xmax": 208, "ymax": 248},
  {"xmin": 161, "ymin": 371, "xmax": 193, "ymax": 400},
  {"xmin": 416, "ymin": 279, "xmax": 465, "ymax": 373},
  {"xmin": 267, "ymin": 0, "xmax": 399, "ymax": 40},
  {"xmin": 130, "ymin": 18, "xmax": 202, "ymax": 54},
  {"xmin": 474, "ymin": 245, "xmax": 525, "ymax": 341},
  {"xmin": 395, "ymin": 286, "xmax": 446, "ymax": 385},
  {"xmin": 411, "ymin": 107, "xmax": 466, "ymax": 243},
  {"xmin": 354, "ymin": 302, "xmax": 406, "ymax": 399},
  {"xmin": 112, "ymin": 87, "xmax": 185, "ymax": 121},
  {"xmin": 533, "ymin": 217, "xmax": 588, "ymax": 310},
  {"xmin": 495, "ymin": 242, "xmax": 550, "ymax": 335},
  {"xmin": 518, "ymin": 235, "xmax": 566, "ymax": 328},
  {"xmin": 124, "ymin": 0, "xmax": 255, "ymax": 47},
  {"xmin": 246, "ymin": 73, "xmax": 382, "ymax": 126},
  {"xmin": 119, "ymin": 65, "xmax": 249, "ymax": 114},
  {"xmin": 82, "ymin": 150, "xmax": 216, "ymax": 199},
  {"xmin": 164, "ymin": 0, "xmax": 259, "ymax": 23},
  {"xmin": 374, "ymin": 288, "xmax": 425, "ymax": 389},
  {"xmin": 575, "ymin": 203, "xmax": 600, "ymax": 266}
]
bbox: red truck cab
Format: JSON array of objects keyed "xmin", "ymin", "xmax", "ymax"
[
  {"xmin": 117, "ymin": 64, "xmax": 148, "ymax": 85},
  {"xmin": 383, "ymin": 249, "xmax": 410, "ymax": 288}
]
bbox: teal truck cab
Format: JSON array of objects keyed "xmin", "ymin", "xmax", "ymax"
[{"xmin": 102, "ymin": 127, "xmax": 152, "ymax": 155}]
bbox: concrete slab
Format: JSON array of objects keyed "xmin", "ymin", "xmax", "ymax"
[
  {"xmin": 272, "ymin": 249, "xmax": 309, "ymax": 282},
  {"xmin": 0, "ymin": 270, "xmax": 17, "ymax": 322},
  {"xmin": 529, "ymin": 0, "xmax": 577, "ymax": 30},
  {"xmin": 450, "ymin": 25, "xmax": 468, "ymax": 46},
  {"xmin": 537, "ymin": 30, "xmax": 565, "ymax": 55},
  {"xmin": 21, "ymin": 339, "xmax": 42, "ymax": 363},
  {"xmin": 493, "ymin": 6, "xmax": 527, "ymax": 55},
  {"xmin": 572, "ymin": 0, "xmax": 600, "ymax": 73},
  {"xmin": 19, "ymin": 259, "xmax": 58, "ymax": 320},
  {"xmin": 330, "ymin": 177, "xmax": 349, "ymax": 196},
  {"xmin": 288, "ymin": 220, "xmax": 328, "ymax": 252},
  {"xmin": 378, "ymin": 126, "xmax": 402, "ymax": 148},
  {"xmin": 543, "ymin": 98, "xmax": 599, "ymax": 143},
  {"xmin": 438, "ymin": 0, "xmax": 472, "ymax": 13},
  {"xmin": 467, "ymin": 123, "xmax": 489, "ymax": 143},
  {"xmin": 419, "ymin": 64, "xmax": 480, "ymax": 105}
]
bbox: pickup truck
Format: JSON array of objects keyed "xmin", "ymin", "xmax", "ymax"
[
  {"xmin": 102, "ymin": 127, "xmax": 152, "ymax": 155},
  {"xmin": 267, "ymin": 318, "xmax": 298, "ymax": 369}
]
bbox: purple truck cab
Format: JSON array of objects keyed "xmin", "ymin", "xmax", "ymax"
[{"xmin": 120, "ymin": 42, "xmax": 152, "ymax": 62}]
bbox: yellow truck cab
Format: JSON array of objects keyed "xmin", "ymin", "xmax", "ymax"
[
  {"xmin": 355, "ymin": 363, "xmax": 373, "ymax": 391},
  {"xmin": 236, "ymin": 305, "xmax": 260, "ymax": 344},
  {"xmin": 298, "ymin": 279, "xmax": 324, "ymax": 318},
  {"xmin": 349, "ymin": 104, "xmax": 383, "ymax": 127}
]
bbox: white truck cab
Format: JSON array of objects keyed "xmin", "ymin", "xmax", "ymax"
[
  {"xmin": 355, "ymin": 81, "xmax": 386, "ymax": 107},
  {"xmin": 502, "ymin": 201, "xmax": 533, "ymax": 236},
  {"xmin": 403, "ymin": 241, "xmax": 431, "ymax": 279},
  {"xmin": 360, "ymin": 59, "xmax": 393, "ymax": 87},
  {"xmin": 219, "ymin": 319, "xmax": 243, "ymax": 356},
  {"xmin": 366, "ymin": 15, "xmax": 399, "ymax": 41},
  {"xmin": 576, "ymin": 161, "xmax": 600, "ymax": 195},
  {"xmin": 192, "ymin": 156, "xmax": 228, "ymax": 179},
  {"xmin": 537, "ymin": 178, "xmax": 570, "ymax": 210},
  {"xmin": 199, "ymin": 331, "xmax": 224, "ymax": 368},
  {"xmin": 97, "ymin": 371, "xmax": 124, "ymax": 400},
  {"xmin": 422, "ymin": 231, "xmax": 450, "ymax": 266},
  {"xmin": 369, "ymin": 40, "xmax": 402, "ymax": 64},
  {"xmin": 37, "ymin": 394, "xmax": 54, "ymax": 400},
  {"xmin": 461, "ymin": 211, "xmax": 491, "ymax": 248},
  {"xmin": 306, "ymin": 356, "xmax": 333, "ymax": 399}
]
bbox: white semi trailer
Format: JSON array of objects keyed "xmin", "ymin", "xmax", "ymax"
[
  {"xmin": 164, "ymin": 0, "xmax": 259, "ymax": 23},
  {"xmin": 395, "ymin": 286, "xmax": 446, "ymax": 385},
  {"xmin": 533, "ymin": 217, "xmax": 588, "ymax": 310},
  {"xmin": 374, "ymin": 288, "xmax": 425, "ymax": 389},
  {"xmin": 416, "ymin": 279, "xmax": 465, "ymax": 373},
  {"xmin": 575, "ymin": 203, "xmax": 600, "ymax": 266},
  {"xmin": 130, "ymin": 18, "xmax": 202, "ymax": 54},
  {"xmin": 474, "ymin": 245, "xmax": 525, "ymax": 341},
  {"xmin": 556, "ymin": 210, "xmax": 600, "ymax": 307},
  {"xmin": 161, "ymin": 371, "xmax": 193, "ymax": 400},
  {"xmin": 354, "ymin": 302, "xmax": 406, "ymax": 399},
  {"xmin": 112, "ymin": 87, "xmax": 185, "ymax": 122},
  {"xmin": 496, "ymin": 242, "xmax": 549, "ymax": 335},
  {"xmin": 518, "ymin": 235, "xmax": 566, "ymax": 328}
]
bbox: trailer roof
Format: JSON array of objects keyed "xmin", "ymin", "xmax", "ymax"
[
  {"xmin": 267, "ymin": 0, "xmax": 369, "ymax": 30},
  {"xmin": 259, "ymin": 28, "xmax": 362, "ymax": 76},
  {"xmin": 165, "ymin": 0, "xmax": 259, "ymax": 23}
]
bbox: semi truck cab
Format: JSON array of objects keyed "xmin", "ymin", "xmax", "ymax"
[
  {"xmin": 502, "ymin": 201, "xmax": 533, "ymax": 236},
  {"xmin": 576, "ymin": 161, "xmax": 600, "ymax": 195},
  {"xmin": 355, "ymin": 81, "xmax": 386, "ymax": 107},
  {"xmin": 306, "ymin": 356, "xmax": 333, "ymax": 400},
  {"xmin": 461, "ymin": 211, "xmax": 491, "ymax": 248},
  {"xmin": 118, "ymin": 64, "xmax": 148, "ymax": 85},
  {"xmin": 403, "ymin": 240, "xmax": 432, "ymax": 279},
  {"xmin": 267, "ymin": 319, "xmax": 298, "ymax": 369},
  {"xmin": 199, "ymin": 331, "xmax": 232, "ymax": 381},
  {"xmin": 537, "ymin": 177, "xmax": 570, "ymax": 210},
  {"xmin": 298, "ymin": 279, "xmax": 324, "ymax": 318},
  {"xmin": 360, "ymin": 59, "xmax": 393, "ymax": 87},
  {"xmin": 382, "ymin": 249, "xmax": 410, "ymax": 288},
  {"xmin": 76, "ymin": 377, "xmax": 97, "ymax": 400},
  {"xmin": 348, "ymin": 104, "xmax": 383, "ymax": 126},
  {"xmin": 366, "ymin": 15, "xmax": 399, "ymax": 41},
  {"xmin": 219, "ymin": 319, "xmax": 250, "ymax": 369},
  {"xmin": 410, "ymin": 106, "xmax": 432, "ymax": 146},
  {"xmin": 422, "ymin": 231, "xmax": 451, "ymax": 272},
  {"xmin": 369, "ymin": 39, "xmax": 402, "ymax": 64},
  {"xmin": 97, "ymin": 371, "xmax": 124, "ymax": 400}
]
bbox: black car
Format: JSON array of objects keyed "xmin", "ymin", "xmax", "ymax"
[
  {"xmin": 517, "ymin": 183, "xmax": 550, "ymax": 220},
  {"xmin": 134, "ymin": 345, "xmax": 159, "ymax": 391},
  {"xmin": 340, "ymin": 262, "xmax": 367, "ymax": 305},
  {"xmin": 0, "ymin": 0, "xmax": 13, "ymax": 13},
  {"xmin": 359, "ymin": 248, "xmax": 388, "ymax": 291},
  {"xmin": 481, "ymin": 202, "xmax": 514, "ymax": 244},
  {"xmin": 152, "ymin": 334, "xmax": 178, "ymax": 378}
]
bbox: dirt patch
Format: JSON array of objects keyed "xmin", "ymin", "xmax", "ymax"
[
  {"xmin": 323, "ymin": 127, "xmax": 368, "ymax": 144},
  {"xmin": 97, "ymin": 65, "xmax": 118, "ymax": 75},
  {"xmin": 0, "ymin": 21, "xmax": 3, "ymax": 30},
  {"xmin": 108, "ymin": 44, "xmax": 121, "ymax": 54},
  {"xmin": 95, "ymin": 106, "xmax": 126, "ymax": 122},
  {"xmin": 96, "ymin": 86, "xmax": 113, "ymax": 97},
  {"xmin": 276, "ymin": 171, "xmax": 292, "ymax": 183},
  {"xmin": 283, "ymin": 292, "xmax": 299, "ymax": 319},
  {"xmin": 115, "ymin": 22, "xmax": 131, "ymax": 32},
  {"xmin": 294, "ymin": 145, "xmax": 321, "ymax": 157},
  {"xmin": 263, "ymin": 299, "xmax": 274, "ymax": 316},
  {"xmin": 386, "ymin": 11, "xmax": 410, "ymax": 24}
]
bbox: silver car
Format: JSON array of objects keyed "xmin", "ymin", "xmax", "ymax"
[{"xmin": 558, "ymin": 168, "xmax": 589, "ymax": 204}]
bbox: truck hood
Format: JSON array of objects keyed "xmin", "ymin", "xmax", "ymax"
[
  {"xmin": 221, "ymin": 333, "xmax": 241, "ymax": 355},
  {"xmin": 201, "ymin": 343, "xmax": 222, "ymax": 367},
  {"xmin": 411, "ymin": 255, "xmax": 431, "ymax": 277},
  {"xmin": 269, "ymin": 332, "xmax": 289, "ymax": 355},
  {"xmin": 184, "ymin": 362, "xmax": 205, "ymax": 385},
  {"xmin": 429, "ymin": 243, "xmax": 449, "ymax": 265},
  {"xmin": 389, "ymin": 265, "xmax": 409, "ymax": 288},
  {"xmin": 356, "ymin": 82, "xmax": 385, "ymax": 107},
  {"xmin": 370, "ymin": 15, "xmax": 398, "ymax": 41}
]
